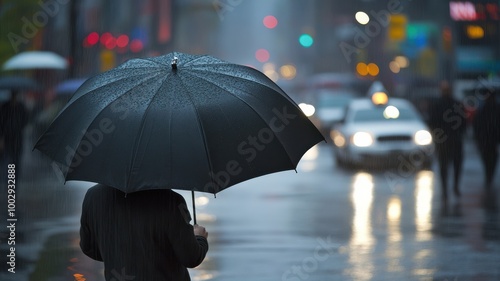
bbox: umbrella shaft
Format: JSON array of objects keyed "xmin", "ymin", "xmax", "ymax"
[{"xmin": 192, "ymin": 190, "xmax": 197, "ymax": 225}]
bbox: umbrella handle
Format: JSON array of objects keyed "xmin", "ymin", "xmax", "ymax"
[{"xmin": 192, "ymin": 190, "xmax": 197, "ymax": 225}]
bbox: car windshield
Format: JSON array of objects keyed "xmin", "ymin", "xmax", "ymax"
[
  {"xmin": 316, "ymin": 94, "xmax": 353, "ymax": 109},
  {"xmin": 352, "ymin": 106, "xmax": 419, "ymax": 122}
]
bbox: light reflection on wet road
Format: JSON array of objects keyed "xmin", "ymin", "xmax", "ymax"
[{"xmin": 1, "ymin": 139, "xmax": 499, "ymax": 281}]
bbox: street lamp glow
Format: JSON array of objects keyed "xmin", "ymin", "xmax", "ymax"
[
  {"xmin": 395, "ymin": 56, "xmax": 409, "ymax": 68},
  {"xmin": 280, "ymin": 64, "xmax": 297, "ymax": 80},
  {"xmin": 355, "ymin": 11, "xmax": 370, "ymax": 25},
  {"xmin": 389, "ymin": 61, "xmax": 401, "ymax": 73}
]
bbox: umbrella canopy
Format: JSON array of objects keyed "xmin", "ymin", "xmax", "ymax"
[
  {"xmin": 3, "ymin": 51, "xmax": 68, "ymax": 70},
  {"xmin": 34, "ymin": 52, "xmax": 324, "ymax": 195},
  {"xmin": 0, "ymin": 76, "xmax": 39, "ymax": 90}
]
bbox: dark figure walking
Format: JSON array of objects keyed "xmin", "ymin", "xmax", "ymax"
[
  {"xmin": 472, "ymin": 91, "xmax": 500, "ymax": 188},
  {"xmin": 0, "ymin": 90, "xmax": 28, "ymax": 176},
  {"xmin": 429, "ymin": 81, "xmax": 467, "ymax": 200},
  {"xmin": 80, "ymin": 185, "xmax": 209, "ymax": 280}
]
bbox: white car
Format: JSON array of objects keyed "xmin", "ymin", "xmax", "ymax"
[
  {"xmin": 330, "ymin": 94, "xmax": 434, "ymax": 169},
  {"xmin": 309, "ymin": 89, "xmax": 358, "ymax": 136}
]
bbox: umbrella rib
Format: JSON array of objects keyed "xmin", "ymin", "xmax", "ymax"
[
  {"xmin": 190, "ymin": 65, "xmax": 294, "ymax": 103},
  {"xmin": 60, "ymin": 74, "xmax": 163, "ymax": 184},
  {"xmin": 123, "ymin": 74, "xmax": 169, "ymax": 190},
  {"xmin": 185, "ymin": 72, "xmax": 297, "ymax": 168},
  {"xmin": 64, "ymin": 68, "xmax": 156, "ymax": 108},
  {"xmin": 177, "ymin": 74, "xmax": 217, "ymax": 193}
]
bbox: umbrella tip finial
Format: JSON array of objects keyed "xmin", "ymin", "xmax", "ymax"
[{"xmin": 171, "ymin": 56, "xmax": 178, "ymax": 70}]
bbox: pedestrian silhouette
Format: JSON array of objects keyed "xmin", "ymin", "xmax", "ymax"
[
  {"xmin": 80, "ymin": 185, "xmax": 209, "ymax": 280},
  {"xmin": 472, "ymin": 89, "xmax": 500, "ymax": 188},
  {"xmin": 428, "ymin": 81, "xmax": 467, "ymax": 200},
  {"xmin": 0, "ymin": 90, "xmax": 28, "ymax": 177}
]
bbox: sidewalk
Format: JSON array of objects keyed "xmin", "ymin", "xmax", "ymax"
[{"xmin": 0, "ymin": 126, "xmax": 96, "ymax": 280}]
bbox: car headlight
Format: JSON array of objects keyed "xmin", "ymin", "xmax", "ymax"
[
  {"xmin": 330, "ymin": 130, "xmax": 346, "ymax": 147},
  {"xmin": 298, "ymin": 103, "xmax": 315, "ymax": 117},
  {"xmin": 352, "ymin": 132, "xmax": 373, "ymax": 147},
  {"xmin": 414, "ymin": 130, "xmax": 432, "ymax": 146}
]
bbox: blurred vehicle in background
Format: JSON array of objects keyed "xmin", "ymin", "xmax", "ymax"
[
  {"xmin": 308, "ymin": 89, "xmax": 358, "ymax": 137},
  {"xmin": 301, "ymin": 72, "xmax": 367, "ymax": 137},
  {"xmin": 330, "ymin": 92, "xmax": 434, "ymax": 169}
]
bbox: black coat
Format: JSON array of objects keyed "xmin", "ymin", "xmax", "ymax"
[
  {"xmin": 473, "ymin": 99, "xmax": 500, "ymax": 147},
  {"xmin": 80, "ymin": 184, "xmax": 208, "ymax": 281},
  {"xmin": 0, "ymin": 100, "xmax": 28, "ymax": 155},
  {"xmin": 428, "ymin": 96, "xmax": 466, "ymax": 147}
]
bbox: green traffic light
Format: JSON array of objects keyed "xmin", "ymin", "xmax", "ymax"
[{"xmin": 299, "ymin": 34, "xmax": 313, "ymax": 47}]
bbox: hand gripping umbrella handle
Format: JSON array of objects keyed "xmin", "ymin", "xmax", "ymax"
[{"xmin": 192, "ymin": 190, "xmax": 197, "ymax": 225}]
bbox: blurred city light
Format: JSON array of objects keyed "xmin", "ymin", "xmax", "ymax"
[
  {"xmin": 372, "ymin": 92, "xmax": 388, "ymax": 105},
  {"xmin": 298, "ymin": 103, "xmax": 315, "ymax": 117},
  {"xmin": 195, "ymin": 196, "xmax": 210, "ymax": 206},
  {"xmin": 130, "ymin": 39, "xmax": 144, "ymax": 53},
  {"xmin": 395, "ymin": 56, "xmax": 409, "ymax": 68},
  {"xmin": 279, "ymin": 64, "xmax": 297, "ymax": 80},
  {"xmin": 86, "ymin": 32, "xmax": 99, "ymax": 46},
  {"xmin": 352, "ymin": 132, "xmax": 373, "ymax": 147},
  {"xmin": 355, "ymin": 11, "xmax": 370, "ymax": 25},
  {"xmin": 389, "ymin": 61, "xmax": 401, "ymax": 73},
  {"xmin": 255, "ymin": 48, "xmax": 270, "ymax": 62},
  {"xmin": 442, "ymin": 26, "xmax": 452, "ymax": 52},
  {"xmin": 383, "ymin": 105, "xmax": 400, "ymax": 119},
  {"xmin": 116, "ymin": 35, "xmax": 130, "ymax": 48},
  {"xmin": 466, "ymin": 25, "xmax": 485, "ymax": 39},
  {"xmin": 414, "ymin": 130, "xmax": 433, "ymax": 146},
  {"xmin": 262, "ymin": 63, "xmax": 278, "ymax": 81},
  {"xmin": 263, "ymin": 15, "xmax": 278, "ymax": 29},
  {"xmin": 387, "ymin": 197, "xmax": 402, "ymax": 222},
  {"xmin": 263, "ymin": 69, "xmax": 279, "ymax": 82},
  {"xmin": 388, "ymin": 14, "xmax": 407, "ymax": 41},
  {"xmin": 100, "ymin": 32, "xmax": 113, "ymax": 46},
  {"xmin": 351, "ymin": 172, "xmax": 374, "ymax": 245},
  {"xmin": 331, "ymin": 130, "xmax": 346, "ymax": 147},
  {"xmin": 356, "ymin": 62, "xmax": 369, "ymax": 76},
  {"xmin": 367, "ymin": 63, "xmax": 379, "ymax": 76},
  {"xmin": 415, "ymin": 171, "xmax": 434, "ymax": 241},
  {"xmin": 105, "ymin": 36, "xmax": 117, "ymax": 49},
  {"xmin": 299, "ymin": 34, "xmax": 314, "ymax": 47},
  {"xmin": 262, "ymin": 62, "xmax": 275, "ymax": 72}
]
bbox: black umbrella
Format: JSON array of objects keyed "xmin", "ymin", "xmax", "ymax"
[
  {"xmin": 0, "ymin": 76, "xmax": 39, "ymax": 91},
  {"xmin": 34, "ymin": 52, "xmax": 324, "ymax": 223}
]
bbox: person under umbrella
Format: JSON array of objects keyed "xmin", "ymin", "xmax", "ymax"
[
  {"xmin": 1, "ymin": 90, "xmax": 29, "ymax": 178},
  {"xmin": 35, "ymin": 52, "xmax": 323, "ymax": 280},
  {"xmin": 80, "ymin": 185, "xmax": 208, "ymax": 280}
]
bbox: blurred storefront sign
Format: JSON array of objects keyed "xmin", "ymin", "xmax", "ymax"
[
  {"xmin": 100, "ymin": 49, "xmax": 116, "ymax": 72},
  {"xmin": 450, "ymin": 1, "xmax": 500, "ymax": 21},
  {"xmin": 450, "ymin": 2, "xmax": 500, "ymax": 76}
]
